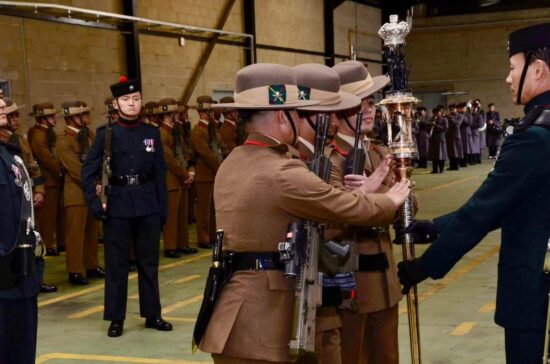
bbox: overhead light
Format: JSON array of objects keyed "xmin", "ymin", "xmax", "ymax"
[
  {"xmin": 179, "ymin": 37, "xmax": 185, "ymax": 47},
  {"xmin": 480, "ymin": 0, "xmax": 500, "ymax": 7}
]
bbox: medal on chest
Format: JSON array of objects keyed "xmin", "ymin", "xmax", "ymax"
[
  {"xmin": 143, "ymin": 139, "xmax": 155, "ymax": 153},
  {"xmin": 144, "ymin": 138, "xmax": 155, "ymax": 152}
]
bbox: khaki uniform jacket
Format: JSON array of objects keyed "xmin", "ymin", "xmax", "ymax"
[
  {"xmin": 329, "ymin": 133, "xmax": 403, "ymax": 313},
  {"xmin": 28, "ymin": 124, "xmax": 62, "ymax": 188},
  {"xmin": 55, "ymin": 127, "xmax": 93, "ymax": 207},
  {"xmin": 219, "ymin": 120, "xmax": 238, "ymax": 156},
  {"xmin": 200, "ymin": 133, "xmax": 398, "ymax": 362},
  {"xmin": 160, "ymin": 124, "xmax": 188, "ymax": 192},
  {"xmin": 190, "ymin": 122, "xmax": 221, "ymax": 183}
]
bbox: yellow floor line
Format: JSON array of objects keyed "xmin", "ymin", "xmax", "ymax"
[
  {"xmin": 399, "ymin": 245, "xmax": 499, "ymax": 315},
  {"xmin": 163, "ymin": 295, "xmax": 204, "ymax": 314},
  {"xmin": 450, "ymin": 321, "xmax": 477, "ymax": 336},
  {"xmin": 162, "ymin": 316, "xmax": 197, "ymax": 323},
  {"xmin": 478, "ymin": 301, "xmax": 496, "ymax": 313},
  {"xmin": 417, "ymin": 176, "xmax": 479, "ymax": 193},
  {"xmin": 38, "ymin": 253, "xmax": 210, "ymax": 308},
  {"xmin": 36, "ymin": 352, "xmax": 211, "ymax": 363},
  {"xmin": 67, "ymin": 305, "xmax": 104, "ymax": 319},
  {"xmin": 175, "ymin": 275, "xmax": 202, "ymax": 284}
]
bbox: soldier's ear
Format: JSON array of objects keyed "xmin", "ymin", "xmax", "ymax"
[{"xmin": 533, "ymin": 59, "xmax": 550, "ymax": 80}]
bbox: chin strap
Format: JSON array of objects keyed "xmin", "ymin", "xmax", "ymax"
[
  {"xmin": 343, "ymin": 115, "xmax": 356, "ymax": 133},
  {"xmin": 305, "ymin": 115, "xmax": 316, "ymax": 132},
  {"xmin": 283, "ymin": 109, "xmax": 298, "ymax": 146},
  {"xmin": 517, "ymin": 50, "xmax": 533, "ymax": 105}
]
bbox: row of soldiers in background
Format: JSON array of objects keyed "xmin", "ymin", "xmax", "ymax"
[
  {"xmin": 0, "ymin": 92, "xmax": 241, "ymax": 286},
  {"xmin": 373, "ymin": 100, "xmax": 502, "ymax": 174}
]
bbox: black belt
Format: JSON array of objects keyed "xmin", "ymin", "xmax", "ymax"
[
  {"xmin": 225, "ymin": 252, "xmax": 284, "ymax": 271},
  {"xmin": 109, "ymin": 173, "xmax": 153, "ymax": 186},
  {"xmin": 358, "ymin": 227, "xmax": 389, "ymax": 238},
  {"xmin": 358, "ymin": 253, "xmax": 389, "ymax": 272}
]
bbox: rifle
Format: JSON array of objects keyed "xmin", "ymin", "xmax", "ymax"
[
  {"xmin": 173, "ymin": 126, "xmax": 188, "ymax": 169},
  {"xmin": 278, "ymin": 114, "xmax": 331, "ymax": 361},
  {"xmin": 344, "ymin": 112, "xmax": 365, "ymax": 176},
  {"xmin": 207, "ymin": 121, "xmax": 223, "ymax": 162},
  {"xmin": 100, "ymin": 104, "xmax": 114, "ymax": 210}
]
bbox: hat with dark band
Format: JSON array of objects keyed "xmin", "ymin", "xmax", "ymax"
[
  {"xmin": 192, "ymin": 95, "xmax": 214, "ymax": 111},
  {"xmin": 293, "ymin": 63, "xmax": 361, "ymax": 112},
  {"xmin": 508, "ymin": 23, "xmax": 550, "ymax": 57},
  {"xmin": 110, "ymin": 76, "xmax": 141, "ymax": 98},
  {"xmin": 212, "ymin": 64, "xmax": 319, "ymax": 110},
  {"xmin": 332, "ymin": 61, "xmax": 390, "ymax": 100},
  {"xmin": 29, "ymin": 102, "xmax": 58, "ymax": 117},
  {"xmin": 176, "ymin": 101, "xmax": 188, "ymax": 113},
  {"xmin": 4, "ymin": 99, "xmax": 25, "ymax": 115},
  {"xmin": 143, "ymin": 101, "xmax": 161, "ymax": 116},
  {"xmin": 158, "ymin": 98, "xmax": 178, "ymax": 114},
  {"xmin": 59, "ymin": 100, "xmax": 93, "ymax": 117}
]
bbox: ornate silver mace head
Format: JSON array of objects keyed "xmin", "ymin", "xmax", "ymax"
[{"xmin": 378, "ymin": 14, "xmax": 410, "ymax": 48}]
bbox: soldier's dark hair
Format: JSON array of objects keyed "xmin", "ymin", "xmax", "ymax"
[
  {"xmin": 530, "ymin": 47, "xmax": 550, "ymax": 68},
  {"xmin": 488, "ymin": 103, "xmax": 495, "ymax": 108},
  {"xmin": 239, "ymin": 109, "xmax": 272, "ymax": 123}
]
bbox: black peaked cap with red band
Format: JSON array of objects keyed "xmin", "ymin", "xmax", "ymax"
[
  {"xmin": 508, "ymin": 23, "xmax": 550, "ymax": 57},
  {"xmin": 110, "ymin": 76, "xmax": 141, "ymax": 98}
]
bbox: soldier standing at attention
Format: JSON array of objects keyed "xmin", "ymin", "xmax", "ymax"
[
  {"xmin": 331, "ymin": 60, "xmax": 406, "ymax": 364},
  {"xmin": 218, "ymin": 96, "xmax": 239, "ymax": 156},
  {"xmin": 174, "ymin": 102, "xmax": 198, "ymax": 255},
  {"xmin": 416, "ymin": 106, "xmax": 430, "ymax": 168},
  {"xmin": 470, "ymin": 100, "xmax": 485, "ymax": 164},
  {"xmin": 293, "ymin": 62, "xmax": 362, "ymax": 364},
  {"xmin": 2, "ymin": 99, "xmax": 57, "ymax": 293},
  {"xmin": 157, "ymin": 98, "xmax": 195, "ymax": 258},
  {"xmin": 486, "ymin": 102, "xmax": 502, "ymax": 159},
  {"xmin": 399, "ymin": 23, "xmax": 550, "ymax": 363},
  {"xmin": 81, "ymin": 77, "xmax": 172, "ymax": 337},
  {"xmin": 428, "ymin": 106, "xmax": 448, "ymax": 174},
  {"xmin": 143, "ymin": 101, "xmax": 161, "ymax": 128},
  {"xmin": 28, "ymin": 103, "xmax": 64, "ymax": 256},
  {"xmin": 197, "ymin": 63, "xmax": 410, "ymax": 364},
  {"xmin": 446, "ymin": 104, "xmax": 464, "ymax": 171},
  {"xmin": 0, "ymin": 97, "xmax": 44, "ymax": 364},
  {"xmin": 458, "ymin": 102, "xmax": 472, "ymax": 167},
  {"xmin": 56, "ymin": 101, "xmax": 104, "ymax": 285},
  {"xmin": 190, "ymin": 95, "xmax": 222, "ymax": 249}
]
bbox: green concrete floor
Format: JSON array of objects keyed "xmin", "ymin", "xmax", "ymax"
[{"xmin": 36, "ymin": 159, "xmax": 504, "ymax": 364}]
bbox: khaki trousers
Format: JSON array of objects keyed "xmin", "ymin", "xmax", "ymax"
[
  {"xmin": 195, "ymin": 182, "xmax": 215, "ymax": 244},
  {"xmin": 163, "ymin": 189, "xmax": 181, "ymax": 250},
  {"xmin": 315, "ymin": 328, "xmax": 342, "ymax": 364},
  {"xmin": 64, "ymin": 205, "xmax": 99, "ymax": 274},
  {"xmin": 38, "ymin": 186, "xmax": 61, "ymax": 249},
  {"xmin": 341, "ymin": 305, "xmax": 399, "ymax": 364},
  {"xmin": 177, "ymin": 188, "xmax": 190, "ymax": 248},
  {"xmin": 212, "ymin": 354, "xmax": 288, "ymax": 364}
]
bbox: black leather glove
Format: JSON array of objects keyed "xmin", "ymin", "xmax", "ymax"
[
  {"xmin": 397, "ymin": 259, "xmax": 429, "ymax": 294},
  {"xmin": 404, "ymin": 219, "xmax": 439, "ymax": 244},
  {"xmin": 92, "ymin": 208, "xmax": 108, "ymax": 222}
]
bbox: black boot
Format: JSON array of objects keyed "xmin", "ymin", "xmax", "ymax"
[
  {"xmin": 68, "ymin": 273, "xmax": 89, "ymax": 285},
  {"xmin": 108, "ymin": 320, "xmax": 124, "ymax": 337},
  {"xmin": 145, "ymin": 317, "xmax": 173, "ymax": 331},
  {"xmin": 86, "ymin": 267, "xmax": 106, "ymax": 279},
  {"xmin": 439, "ymin": 161, "xmax": 445, "ymax": 174},
  {"xmin": 431, "ymin": 161, "xmax": 438, "ymax": 174}
]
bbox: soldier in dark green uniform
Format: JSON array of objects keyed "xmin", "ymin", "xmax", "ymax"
[{"xmin": 398, "ymin": 23, "xmax": 550, "ymax": 363}]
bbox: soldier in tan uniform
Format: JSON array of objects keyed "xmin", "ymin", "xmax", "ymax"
[
  {"xmin": 332, "ymin": 60, "xmax": 402, "ymax": 364},
  {"xmin": 2, "ymin": 99, "xmax": 57, "ymax": 293},
  {"xmin": 157, "ymin": 98, "xmax": 196, "ymax": 258},
  {"xmin": 293, "ymin": 63, "xmax": 362, "ymax": 364},
  {"xmin": 28, "ymin": 103, "xmax": 64, "ymax": 256},
  {"xmin": 218, "ymin": 96, "xmax": 239, "ymax": 157},
  {"xmin": 55, "ymin": 101, "xmax": 104, "ymax": 285},
  {"xmin": 190, "ymin": 95, "xmax": 222, "ymax": 249},
  {"xmin": 197, "ymin": 63, "xmax": 410, "ymax": 364},
  {"xmin": 143, "ymin": 101, "xmax": 161, "ymax": 128},
  {"xmin": 174, "ymin": 102, "xmax": 198, "ymax": 254}
]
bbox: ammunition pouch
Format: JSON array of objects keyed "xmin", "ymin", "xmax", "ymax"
[{"xmin": 358, "ymin": 253, "xmax": 389, "ymax": 272}]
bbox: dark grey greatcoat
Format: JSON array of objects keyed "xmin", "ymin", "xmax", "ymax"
[
  {"xmin": 417, "ymin": 116, "xmax": 431, "ymax": 159},
  {"xmin": 446, "ymin": 113, "xmax": 464, "ymax": 159},
  {"xmin": 486, "ymin": 111, "xmax": 502, "ymax": 147},
  {"xmin": 460, "ymin": 112, "xmax": 473, "ymax": 155},
  {"xmin": 428, "ymin": 116, "xmax": 448, "ymax": 161},
  {"xmin": 471, "ymin": 112, "xmax": 484, "ymax": 154}
]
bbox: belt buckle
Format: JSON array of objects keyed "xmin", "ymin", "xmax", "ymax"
[{"xmin": 126, "ymin": 175, "xmax": 138, "ymax": 185}]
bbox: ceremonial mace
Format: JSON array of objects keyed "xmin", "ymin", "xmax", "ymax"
[{"xmin": 378, "ymin": 14, "xmax": 422, "ymax": 364}]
